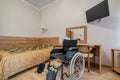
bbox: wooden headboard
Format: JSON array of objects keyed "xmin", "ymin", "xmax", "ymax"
[{"xmin": 0, "ymin": 36, "xmax": 59, "ymax": 49}]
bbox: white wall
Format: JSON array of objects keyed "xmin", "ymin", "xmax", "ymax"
[
  {"xmin": 40, "ymin": 0, "xmax": 120, "ymax": 66},
  {"xmin": 0, "ymin": 0, "xmax": 119, "ymax": 66},
  {"xmin": 0, "ymin": 0, "xmax": 41, "ymax": 37}
]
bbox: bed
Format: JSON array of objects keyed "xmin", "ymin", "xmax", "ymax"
[{"xmin": 0, "ymin": 36, "xmax": 59, "ymax": 80}]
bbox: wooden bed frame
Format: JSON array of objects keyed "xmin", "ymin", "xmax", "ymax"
[
  {"xmin": 0, "ymin": 36, "xmax": 59, "ymax": 49},
  {"xmin": 0, "ymin": 36, "xmax": 59, "ymax": 80}
]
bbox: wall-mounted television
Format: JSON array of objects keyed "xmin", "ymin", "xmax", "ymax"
[{"xmin": 86, "ymin": 0, "xmax": 110, "ymax": 23}]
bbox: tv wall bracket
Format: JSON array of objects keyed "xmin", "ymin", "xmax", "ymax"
[{"xmin": 97, "ymin": 18, "xmax": 102, "ymax": 23}]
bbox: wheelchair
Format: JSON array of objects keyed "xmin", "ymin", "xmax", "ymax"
[{"xmin": 46, "ymin": 39, "xmax": 85, "ymax": 80}]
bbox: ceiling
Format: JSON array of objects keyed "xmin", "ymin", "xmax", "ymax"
[{"xmin": 24, "ymin": 0, "xmax": 56, "ymax": 9}]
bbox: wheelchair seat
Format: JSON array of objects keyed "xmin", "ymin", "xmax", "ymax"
[{"xmin": 50, "ymin": 39, "xmax": 78, "ymax": 63}]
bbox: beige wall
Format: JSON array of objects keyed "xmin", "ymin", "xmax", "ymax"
[
  {"xmin": 0, "ymin": 0, "xmax": 120, "ymax": 66},
  {"xmin": 40, "ymin": 0, "xmax": 120, "ymax": 66},
  {"xmin": 0, "ymin": 0, "xmax": 41, "ymax": 37}
]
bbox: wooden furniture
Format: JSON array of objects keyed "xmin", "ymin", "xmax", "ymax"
[
  {"xmin": 0, "ymin": 36, "xmax": 59, "ymax": 80},
  {"xmin": 66, "ymin": 26, "xmax": 101, "ymax": 72},
  {"xmin": 0, "ymin": 36, "xmax": 59, "ymax": 49},
  {"xmin": 78, "ymin": 44, "xmax": 95, "ymax": 72},
  {"xmin": 111, "ymin": 48, "xmax": 120, "ymax": 73},
  {"xmin": 54, "ymin": 43, "xmax": 102, "ymax": 72},
  {"xmin": 66, "ymin": 26, "xmax": 87, "ymax": 44},
  {"xmin": 78, "ymin": 44, "xmax": 101, "ymax": 72}
]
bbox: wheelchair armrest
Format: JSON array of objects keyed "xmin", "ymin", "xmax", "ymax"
[
  {"xmin": 68, "ymin": 47, "xmax": 78, "ymax": 51},
  {"xmin": 50, "ymin": 49, "xmax": 63, "ymax": 54}
]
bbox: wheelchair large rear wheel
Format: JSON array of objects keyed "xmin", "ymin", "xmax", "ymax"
[{"xmin": 69, "ymin": 52, "xmax": 85, "ymax": 80}]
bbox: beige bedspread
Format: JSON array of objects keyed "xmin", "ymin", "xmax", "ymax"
[{"xmin": 0, "ymin": 47, "xmax": 53, "ymax": 80}]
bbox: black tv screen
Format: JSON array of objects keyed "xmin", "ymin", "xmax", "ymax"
[{"xmin": 86, "ymin": 0, "xmax": 110, "ymax": 22}]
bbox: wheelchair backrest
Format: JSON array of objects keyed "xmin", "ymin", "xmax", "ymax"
[{"xmin": 63, "ymin": 40, "xmax": 77, "ymax": 54}]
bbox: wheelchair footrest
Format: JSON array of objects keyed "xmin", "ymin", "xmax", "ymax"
[{"xmin": 46, "ymin": 69, "xmax": 56, "ymax": 80}]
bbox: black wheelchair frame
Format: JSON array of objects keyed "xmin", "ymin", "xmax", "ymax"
[{"xmin": 45, "ymin": 39, "xmax": 85, "ymax": 80}]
